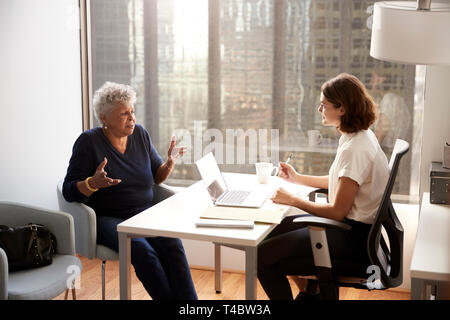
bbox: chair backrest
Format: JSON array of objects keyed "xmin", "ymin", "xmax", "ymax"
[
  {"xmin": 366, "ymin": 139, "xmax": 409, "ymax": 289},
  {"xmin": 56, "ymin": 180, "xmax": 97, "ymax": 259},
  {"xmin": 56, "ymin": 180, "xmax": 177, "ymax": 260}
]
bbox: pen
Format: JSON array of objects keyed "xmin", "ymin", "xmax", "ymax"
[
  {"xmin": 278, "ymin": 153, "xmax": 293, "ymax": 177},
  {"xmin": 285, "ymin": 153, "xmax": 293, "ymax": 164}
]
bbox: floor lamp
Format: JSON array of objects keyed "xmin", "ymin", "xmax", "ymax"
[{"xmin": 370, "ymin": 0, "xmax": 450, "ymax": 65}]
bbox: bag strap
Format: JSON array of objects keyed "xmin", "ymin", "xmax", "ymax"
[{"xmin": 27, "ymin": 225, "xmax": 38, "ymax": 252}]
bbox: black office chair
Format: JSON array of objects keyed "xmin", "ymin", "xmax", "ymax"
[{"xmin": 291, "ymin": 139, "xmax": 409, "ymax": 299}]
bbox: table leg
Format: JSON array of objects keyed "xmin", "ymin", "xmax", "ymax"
[
  {"xmin": 411, "ymin": 278, "xmax": 425, "ymax": 300},
  {"xmin": 214, "ymin": 243, "xmax": 222, "ymax": 293},
  {"xmin": 119, "ymin": 232, "xmax": 131, "ymax": 300},
  {"xmin": 245, "ymin": 246, "xmax": 258, "ymax": 300}
]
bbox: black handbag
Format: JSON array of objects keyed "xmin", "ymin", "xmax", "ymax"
[{"xmin": 0, "ymin": 223, "xmax": 57, "ymax": 271}]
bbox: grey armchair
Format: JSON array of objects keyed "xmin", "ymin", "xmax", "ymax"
[
  {"xmin": 56, "ymin": 180, "xmax": 178, "ymax": 299},
  {"xmin": 0, "ymin": 201, "xmax": 81, "ymax": 300}
]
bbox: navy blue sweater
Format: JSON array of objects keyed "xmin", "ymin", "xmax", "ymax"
[{"xmin": 63, "ymin": 124, "xmax": 163, "ymax": 220}]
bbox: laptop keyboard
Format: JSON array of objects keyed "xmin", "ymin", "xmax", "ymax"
[{"xmin": 219, "ymin": 190, "xmax": 251, "ymax": 204}]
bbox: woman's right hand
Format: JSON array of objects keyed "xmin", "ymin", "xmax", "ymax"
[
  {"xmin": 278, "ymin": 162, "xmax": 297, "ymax": 183},
  {"xmin": 89, "ymin": 157, "xmax": 121, "ymax": 189}
]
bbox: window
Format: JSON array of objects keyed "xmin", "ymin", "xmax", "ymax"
[{"xmin": 89, "ymin": 0, "xmax": 423, "ymax": 200}]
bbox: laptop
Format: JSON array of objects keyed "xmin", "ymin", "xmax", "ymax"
[{"xmin": 195, "ymin": 152, "xmax": 270, "ymax": 208}]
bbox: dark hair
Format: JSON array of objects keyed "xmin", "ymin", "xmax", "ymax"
[{"xmin": 321, "ymin": 73, "xmax": 377, "ymax": 133}]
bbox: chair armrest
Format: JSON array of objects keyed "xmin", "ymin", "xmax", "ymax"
[
  {"xmin": 295, "ymin": 193, "xmax": 352, "ymax": 300},
  {"xmin": 0, "ymin": 248, "xmax": 8, "ymax": 300},
  {"xmin": 308, "ymin": 188, "xmax": 329, "ymax": 202},
  {"xmin": 153, "ymin": 183, "xmax": 180, "ymax": 205},
  {"xmin": 293, "ymin": 216, "xmax": 351, "ymax": 231},
  {"xmin": 57, "ymin": 181, "xmax": 96, "ymax": 259},
  {"xmin": 293, "ymin": 216, "xmax": 351, "ymax": 276}
]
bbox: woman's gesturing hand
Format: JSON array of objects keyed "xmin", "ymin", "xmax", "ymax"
[
  {"xmin": 89, "ymin": 157, "xmax": 121, "ymax": 189},
  {"xmin": 168, "ymin": 136, "xmax": 187, "ymax": 162}
]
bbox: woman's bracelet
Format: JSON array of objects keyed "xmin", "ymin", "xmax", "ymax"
[{"xmin": 85, "ymin": 177, "xmax": 99, "ymax": 192}]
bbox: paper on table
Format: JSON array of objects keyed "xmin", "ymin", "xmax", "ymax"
[
  {"xmin": 199, "ymin": 205, "xmax": 289, "ymax": 224},
  {"xmin": 195, "ymin": 218, "xmax": 254, "ymax": 229},
  {"xmin": 270, "ymin": 178, "xmax": 316, "ymax": 199}
]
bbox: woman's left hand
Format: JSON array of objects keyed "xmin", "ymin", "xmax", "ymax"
[
  {"xmin": 167, "ymin": 136, "xmax": 187, "ymax": 162},
  {"xmin": 270, "ymin": 187, "xmax": 296, "ymax": 206}
]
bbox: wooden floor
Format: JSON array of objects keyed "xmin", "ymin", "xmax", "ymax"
[{"xmin": 54, "ymin": 256, "xmax": 410, "ymax": 300}]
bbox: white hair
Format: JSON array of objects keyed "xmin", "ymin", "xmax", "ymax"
[{"xmin": 93, "ymin": 81, "xmax": 137, "ymax": 123}]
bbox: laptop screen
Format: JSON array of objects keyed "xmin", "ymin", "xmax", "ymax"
[{"xmin": 195, "ymin": 153, "xmax": 228, "ymax": 202}]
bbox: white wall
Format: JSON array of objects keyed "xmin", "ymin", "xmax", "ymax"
[
  {"xmin": 396, "ymin": 203, "xmax": 419, "ymax": 290},
  {"xmin": 184, "ymin": 239, "xmax": 246, "ymax": 272},
  {"xmin": 0, "ymin": 0, "xmax": 82, "ymax": 210},
  {"xmin": 419, "ymin": 66, "xmax": 450, "ymax": 196}
]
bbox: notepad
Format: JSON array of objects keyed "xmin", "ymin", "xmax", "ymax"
[
  {"xmin": 195, "ymin": 218, "xmax": 254, "ymax": 229},
  {"xmin": 199, "ymin": 205, "xmax": 289, "ymax": 224}
]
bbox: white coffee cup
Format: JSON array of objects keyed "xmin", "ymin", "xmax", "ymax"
[
  {"xmin": 255, "ymin": 162, "xmax": 279, "ymax": 184},
  {"xmin": 307, "ymin": 129, "xmax": 322, "ymax": 146}
]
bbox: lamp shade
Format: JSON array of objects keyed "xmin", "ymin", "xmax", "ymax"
[{"xmin": 370, "ymin": 1, "xmax": 450, "ymax": 65}]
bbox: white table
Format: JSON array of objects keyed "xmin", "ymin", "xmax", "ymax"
[
  {"xmin": 410, "ymin": 192, "xmax": 450, "ymax": 299},
  {"xmin": 117, "ymin": 173, "xmax": 311, "ymax": 300}
]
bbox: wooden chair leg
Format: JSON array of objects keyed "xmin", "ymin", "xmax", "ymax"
[
  {"xmin": 64, "ymin": 281, "xmax": 77, "ymax": 300},
  {"xmin": 102, "ymin": 260, "xmax": 106, "ymax": 300}
]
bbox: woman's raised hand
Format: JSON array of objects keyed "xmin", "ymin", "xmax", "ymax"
[
  {"xmin": 278, "ymin": 162, "xmax": 297, "ymax": 183},
  {"xmin": 168, "ymin": 136, "xmax": 187, "ymax": 162},
  {"xmin": 90, "ymin": 157, "xmax": 121, "ymax": 189}
]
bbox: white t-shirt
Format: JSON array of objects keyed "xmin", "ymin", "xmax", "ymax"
[{"xmin": 328, "ymin": 129, "xmax": 389, "ymax": 224}]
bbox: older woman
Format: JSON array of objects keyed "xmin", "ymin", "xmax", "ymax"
[
  {"xmin": 257, "ymin": 73, "xmax": 390, "ymax": 300},
  {"xmin": 63, "ymin": 81, "xmax": 197, "ymax": 300}
]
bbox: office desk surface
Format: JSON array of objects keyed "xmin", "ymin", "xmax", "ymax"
[
  {"xmin": 117, "ymin": 173, "xmax": 312, "ymax": 247},
  {"xmin": 410, "ymin": 192, "xmax": 450, "ymax": 282}
]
